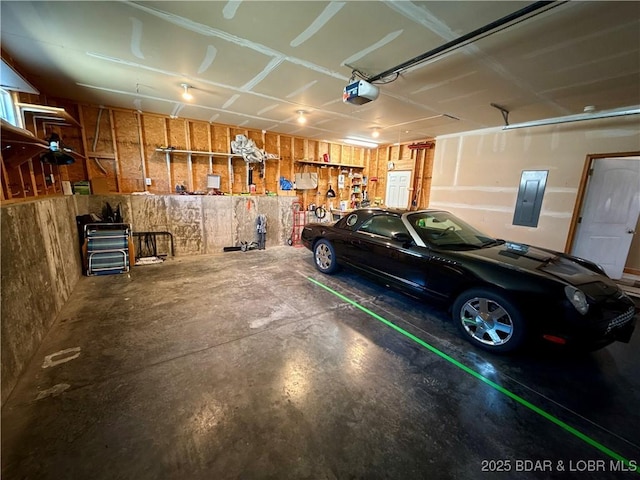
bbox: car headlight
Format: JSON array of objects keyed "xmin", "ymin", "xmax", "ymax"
[{"xmin": 564, "ymin": 286, "xmax": 589, "ymax": 315}]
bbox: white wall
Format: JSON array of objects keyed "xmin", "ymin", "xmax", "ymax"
[{"xmin": 430, "ymin": 116, "xmax": 640, "ymax": 257}]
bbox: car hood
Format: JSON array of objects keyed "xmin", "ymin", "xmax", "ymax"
[{"xmin": 459, "ymin": 241, "xmax": 610, "ymax": 287}]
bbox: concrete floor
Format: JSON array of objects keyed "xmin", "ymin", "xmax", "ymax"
[{"xmin": 2, "ymin": 246, "xmax": 639, "ymax": 479}]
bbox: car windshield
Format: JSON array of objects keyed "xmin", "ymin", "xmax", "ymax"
[{"xmin": 407, "ymin": 211, "xmax": 499, "ymax": 249}]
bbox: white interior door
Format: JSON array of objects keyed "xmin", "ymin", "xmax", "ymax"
[
  {"xmin": 386, "ymin": 171, "xmax": 411, "ymax": 208},
  {"xmin": 572, "ymin": 157, "xmax": 640, "ymax": 279}
]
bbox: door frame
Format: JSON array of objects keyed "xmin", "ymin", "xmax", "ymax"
[
  {"xmin": 385, "ymin": 170, "xmax": 413, "ymax": 209},
  {"xmin": 565, "ymin": 151, "xmax": 640, "ymax": 273}
]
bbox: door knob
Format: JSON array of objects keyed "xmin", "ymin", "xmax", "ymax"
[{"xmin": 628, "ymin": 230, "xmax": 636, "ymax": 234}]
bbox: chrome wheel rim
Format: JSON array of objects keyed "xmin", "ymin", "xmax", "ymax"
[
  {"xmin": 459, "ymin": 297, "xmax": 514, "ymax": 346},
  {"xmin": 315, "ymin": 243, "xmax": 332, "ymax": 270}
]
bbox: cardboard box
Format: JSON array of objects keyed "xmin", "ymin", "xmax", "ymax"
[
  {"xmin": 61, "ymin": 181, "xmax": 73, "ymax": 195},
  {"xmin": 73, "ymin": 181, "xmax": 91, "ymax": 195}
]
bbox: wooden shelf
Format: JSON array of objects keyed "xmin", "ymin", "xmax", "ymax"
[
  {"xmin": 156, "ymin": 147, "xmax": 280, "ymax": 159},
  {"xmin": 296, "ymin": 159, "xmax": 364, "ymax": 168},
  {"xmin": 17, "ymin": 103, "xmax": 81, "ymax": 127},
  {"xmin": 156, "ymin": 148, "xmax": 240, "ymax": 157},
  {"xmin": 0, "ymin": 119, "xmax": 49, "ymax": 168}
]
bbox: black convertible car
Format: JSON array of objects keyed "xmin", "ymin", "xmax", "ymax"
[{"xmin": 301, "ymin": 208, "xmax": 637, "ymax": 353}]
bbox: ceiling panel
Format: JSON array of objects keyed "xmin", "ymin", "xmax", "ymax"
[{"xmin": 1, "ymin": 1, "xmax": 638, "ymax": 145}]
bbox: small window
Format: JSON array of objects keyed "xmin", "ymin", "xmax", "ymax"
[
  {"xmin": 0, "ymin": 89, "xmax": 16, "ymax": 126},
  {"xmin": 358, "ymin": 215, "xmax": 407, "ymax": 239},
  {"xmin": 336, "ymin": 212, "xmax": 360, "ymax": 231}
]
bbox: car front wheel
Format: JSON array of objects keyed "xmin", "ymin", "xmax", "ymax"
[
  {"xmin": 313, "ymin": 239, "xmax": 339, "ymax": 274},
  {"xmin": 452, "ymin": 288, "xmax": 526, "ymax": 353}
]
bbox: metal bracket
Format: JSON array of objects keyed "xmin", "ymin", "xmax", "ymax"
[{"xmin": 491, "ymin": 103, "xmax": 510, "ymax": 126}]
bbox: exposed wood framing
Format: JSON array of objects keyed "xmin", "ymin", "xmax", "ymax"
[
  {"xmin": 17, "ymin": 164, "xmax": 26, "ymax": 198},
  {"xmin": 27, "ymin": 160, "xmax": 37, "ymax": 197},
  {"xmin": 226, "ymin": 127, "xmax": 232, "ymax": 193},
  {"xmin": 108, "ymin": 109, "xmax": 123, "ymax": 192},
  {"xmin": 79, "ymin": 104, "xmax": 106, "ymax": 177},
  {"xmin": 2, "ymin": 95, "xmax": 436, "ymax": 206},
  {"xmin": 37, "ymin": 159, "xmax": 48, "ymax": 195},
  {"xmin": 0, "ymin": 155, "xmax": 9, "ymax": 200},
  {"xmin": 136, "ymin": 112, "xmax": 148, "ymax": 192},
  {"xmin": 163, "ymin": 118, "xmax": 171, "ymax": 193},
  {"xmin": 207, "ymin": 125, "xmax": 213, "ymax": 174},
  {"xmin": 261, "ymin": 129, "xmax": 267, "ymax": 192},
  {"xmin": 185, "ymin": 121, "xmax": 193, "ymax": 192},
  {"xmin": 275, "ymin": 133, "xmax": 281, "ymax": 195}
]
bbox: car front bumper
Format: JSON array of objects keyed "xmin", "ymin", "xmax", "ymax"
[{"xmin": 540, "ymin": 299, "xmax": 638, "ymax": 350}]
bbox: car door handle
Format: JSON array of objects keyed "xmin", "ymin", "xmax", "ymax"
[{"xmin": 628, "ymin": 229, "xmax": 636, "ymax": 234}]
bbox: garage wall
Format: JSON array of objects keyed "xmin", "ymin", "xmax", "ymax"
[
  {"xmin": 3, "ymin": 91, "xmax": 436, "ymax": 211},
  {"xmin": 1, "ymin": 196, "xmax": 82, "ymax": 405},
  {"xmin": 73, "ymin": 194, "xmax": 299, "ymax": 253},
  {"xmin": 1, "ymin": 192, "xmax": 298, "ymax": 405},
  {"xmin": 430, "ymin": 116, "xmax": 640, "ymax": 269},
  {"xmin": 628, "ymin": 217, "xmax": 640, "ymax": 274}
]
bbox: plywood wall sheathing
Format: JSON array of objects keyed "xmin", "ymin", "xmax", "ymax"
[
  {"xmin": 1, "ymin": 156, "xmax": 13, "ymax": 200},
  {"xmin": 207, "ymin": 125, "xmax": 213, "ymax": 175},
  {"xmin": 142, "ymin": 115, "xmax": 169, "ymax": 194},
  {"xmin": 2, "ymin": 91, "xmax": 437, "ymax": 207},
  {"xmin": 113, "ymin": 110, "xmax": 143, "ymax": 192},
  {"xmin": 106, "ymin": 110, "xmax": 120, "ymax": 193},
  {"xmin": 330, "ymin": 143, "xmax": 341, "ymax": 164},
  {"xmin": 422, "ymin": 146, "xmax": 435, "ymax": 208},
  {"xmin": 17, "ymin": 163, "xmax": 28, "ymax": 197},
  {"xmin": 78, "ymin": 104, "xmax": 113, "ymax": 190},
  {"xmin": 318, "ymin": 141, "xmax": 329, "ymax": 160},
  {"xmin": 293, "ymin": 138, "xmax": 304, "ymax": 161},
  {"xmin": 212, "ymin": 125, "xmax": 230, "ymax": 193},
  {"xmin": 190, "ymin": 122, "xmax": 211, "ymax": 192},
  {"xmin": 82, "ymin": 105, "xmax": 114, "ymax": 156},
  {"xmin": 264, "ymin": 132, "xmax": 279, "ymax": 194},
  {"xmin": 317, "ymin": 164, "xmax": 328, "ymax": 208},
  {"xmin": 166, "ymin": 118, "xmax": 189, "ymax": 191},
  {"xmin": 26, "ymin": 159, "xmax": 39, "ymax": 197},
  {"xmin": 33, "ymin": 157, "xmax": 52, "ymax": 196},
  {"xmin": 339, "ymin": 145, "xmax": 346, "ymax": 165},
  {"xmin": 5, "ymin": 162, "xmax": 23, "ymax": 198},
  {"xmin": 135, "ymin": 113, "xmax": 148, "ymax": 193},
  {"xmin": 57, "ymin": 123, "xmax": 88, "ymax": 184},
  {"xmin": 212, "ymin": 125, "xmax": 229, "ymax": 152},
  {"xmin": 230, "ymin": 127, "xmax": 247, "ymax": 193},
  {"xmin": 279, "ymin": 135, "xmax": 293, "ymax": 182},
  {"xmin": 247, "ymin": 130, "xmax": 263, "ymax": 149},
  {"xmin": 258, "ymin": 129, "xmax": 267, "ymax": 193}
]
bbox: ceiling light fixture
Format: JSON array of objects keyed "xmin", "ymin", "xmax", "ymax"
[
  {"xmin": 297, "ymin": 110, "xmax": 307, "ymax": 124},
  {"xmin": 371, "ymin": 129, "xmax": 380, "ymax": 138},
  {"xmin": 181, "ymin": 83, "xmax": 193, "ymax": 101},
  {"xmin": 343, "ymin": 137, "xmax": 379, "ymax": 149}
]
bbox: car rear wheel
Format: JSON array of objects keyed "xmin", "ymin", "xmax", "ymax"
[
  {"xmin": 452, "ymin": 288, "xmax": 526, "ymax": 353},
  {"xmin": 314, "ymin": 239, "xmax": 339, "ymax": 274}
]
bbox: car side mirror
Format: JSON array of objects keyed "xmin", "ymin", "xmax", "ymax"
[{"xmin": 392, "ymin": 232, "xmax": 413, "ymax": 245}]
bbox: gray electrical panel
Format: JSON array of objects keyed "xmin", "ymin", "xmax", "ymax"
[{"xmin": 513, "ymin": 170, "xmax": 548, "ymax": 227}]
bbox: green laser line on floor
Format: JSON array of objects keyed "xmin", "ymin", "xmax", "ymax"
[{"xmin": 307, "ymin": 276, "xmax": 639, "ymax": 474}]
